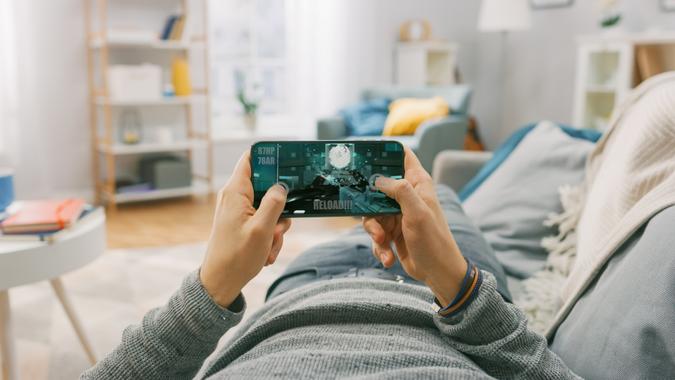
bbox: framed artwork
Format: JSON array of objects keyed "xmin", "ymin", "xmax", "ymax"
[
  {"xmin": 530, "ymin": 0, "xmax": 574, "ymax": 9},
  {"xmin": 662, "ymin": 0, "xmax": 675, "ymax": 12}
]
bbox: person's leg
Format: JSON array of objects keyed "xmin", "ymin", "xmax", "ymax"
[{"xmin": 267, "ymin": 185, "xmax": 511, "ymax": 301}]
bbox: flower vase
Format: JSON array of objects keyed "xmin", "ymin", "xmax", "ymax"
[{"xmin": 244, "ymin": 113, "xmax": 257, "ymax": 132}]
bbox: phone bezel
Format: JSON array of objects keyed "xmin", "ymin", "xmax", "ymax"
[{"xmin": 250, "ymin": 140, "xmax": 405, "ymax": 218}]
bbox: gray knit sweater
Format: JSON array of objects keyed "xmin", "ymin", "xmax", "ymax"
[{"xmin": 81, "ymin": 271, "xmax": 579, "ymax": 379}]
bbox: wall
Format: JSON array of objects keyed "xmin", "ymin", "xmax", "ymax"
[
  {"xmin": 12, "ymin": 0, "xmax": 91, "ymax": 198},
  {"xmin": 8, "ymin": 0, "xmax": 675, "ymax": 198},
  {"xmin": 303, "ymin": 0, "xmax": 675, "ymax": 149}
]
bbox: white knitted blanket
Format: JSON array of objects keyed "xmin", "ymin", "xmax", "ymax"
[{"xmin": 515, "ymin": 72, "xmax": 675, "ymax": 336}]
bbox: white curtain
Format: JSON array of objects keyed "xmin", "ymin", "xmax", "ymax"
[{"xmin": 0, "ymin": 0, "xmax": 18, "ymax": 164}]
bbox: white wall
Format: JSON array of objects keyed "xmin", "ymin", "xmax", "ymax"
[
  {"xmin": 12, "ymin": 0, "xmax": 91, "ymax": 199},
  {"xmin": 302, "ymin": 0, "xmax": 675, "ymax": 148},
  {"xmin": 8, "ymin": 0, "xmax": 675, "ymax": 198}
]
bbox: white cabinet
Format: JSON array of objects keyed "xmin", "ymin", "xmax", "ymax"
[
  {"xmin": 573, "ymin": 34, "xmax": 675, "ymax": 130},
  {"xmin": 395, "ymin": 41, "xmax": 458, "ymax": 86}
]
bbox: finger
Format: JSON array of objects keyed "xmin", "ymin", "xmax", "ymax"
[
  {"xmin": 403, "ymin": 146, "xmax": 425, "ymax": 173},
  {"xmin": 373, "ymin": 242, "xmax": 396, "ymax": 268},
  {"xmin": 267, "ymin": 230, "xmax": 284, "ymax": 265},
  {"xmin": 363, "ymin": 217, "xmax": 386, "ymax": 244},
  {"xmin": 226, "ymin": 151, "xmax": 254, "ymax": 201},
  {"xmin": 252, "ymin": 184, "xmax": 287, "ymax": 228},
  {"xmin": 277, "ymin": 218, "xmax": 292, "ymax": 234},
  {"xmin": 375, "ymin": 177, "xmax": 428, "ymax": 215}
]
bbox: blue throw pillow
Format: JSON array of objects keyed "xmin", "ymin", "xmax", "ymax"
[
  {"xmin": 458, "ymin": 123, "xmax": 601, "ymax": 201},
  {"xmin": 339, "ymin": 98, "xmax": 391, "ymax": 136}
]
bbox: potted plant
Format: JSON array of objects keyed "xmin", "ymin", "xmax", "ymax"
[
  {"xmin": 599, "ymin": 0, "xmax": 622, "ymax": 29},
  {"xmin": 235, "ymin": 70, "xmax": 261, "ymax": 131}
]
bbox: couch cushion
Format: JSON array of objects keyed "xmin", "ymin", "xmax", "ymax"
[
  {"xmin": 462, "ymin": 122, "xmax": 595, "ymax": 279},
  {"xmin": 339, "ymin": 97, "xmax": 391, "ymax": 136},
  {"xmin": 383, "ymin": 97, "xmax": 449, "ymax": 136},
  {"xmin": 361, "ymin": 85, "xmax": 471, "ymax": 115},
  {"xmin": 550, "ymin": 206, "xmax": 675, "ymax": 379}
]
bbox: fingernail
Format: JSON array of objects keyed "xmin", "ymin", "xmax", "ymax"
[
  {"xmin": 275, "ymin": 182, "xmax": 289, "ymax": 193},
  {"xmin": 374, "ymin": 176, "xmax": 388, "ymax": 189},
  {"xmin": 380, "ymin": 253, "xmax": 388, "ymax": 262}
]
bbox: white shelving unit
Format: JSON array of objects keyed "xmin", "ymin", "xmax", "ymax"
[
  {"xmin": 573, "ymin": 33, "xmax": 675, "ymax": 130},
  {"xmin": 114, "ymin": 182, "xmax": 209, "ymax": 204},
  {"xmin": 395, "ymin": 41, "xmax": 459, "ymax": 86},
  {"xmin": 84, "ymin": 0, "xmax": 213, "ymax": 210}
]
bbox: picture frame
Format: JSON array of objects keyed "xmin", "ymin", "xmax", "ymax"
[
  {"xmin": 530, "ymin": 0, "xmax": 574, "ymax": 9},
  {"xmin": 662, "ymin": 0, "xmax": 675, "ymax": 12}
]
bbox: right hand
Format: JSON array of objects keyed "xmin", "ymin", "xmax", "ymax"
[{"xmin": 362, "ymin": 147, "xmax": 467, "ymax": 307}]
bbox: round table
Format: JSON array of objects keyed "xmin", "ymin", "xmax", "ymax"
[{"xmin": 0, "ymin": 208, "xmax": 106, "ymax": 380}]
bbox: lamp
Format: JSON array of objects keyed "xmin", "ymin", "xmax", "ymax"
[
  {"xmin": 478, "ymin": 0, "xmax": 532, "ymax": 32},
  {"xmin": 477, "ymin": 0, "xmax": 531, "ymax": 139}
]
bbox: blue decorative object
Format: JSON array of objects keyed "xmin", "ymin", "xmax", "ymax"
[
  {"xmin": 458, "ymin": 122, "xmax": 602, "ymax": 201},
  {"xmin": 0, "ymin": 169, "xmax": 15, "ymax": 212},
  {"xmin": 339, "ymin": 98, "xmax": 391, "ymax": 136}
]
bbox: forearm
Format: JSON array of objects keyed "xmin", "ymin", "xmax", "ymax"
[
  {"xmin": 81, "ymin": 270, "xmax": 246, "ymax": 380},
  {"xmin": 435, "ymin": 272, "xmax": 580, "ymax": 380}
]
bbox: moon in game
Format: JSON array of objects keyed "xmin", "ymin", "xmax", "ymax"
[{"xmin": 328, "ymin": 144, "xmax": 351, "ymax": 169}]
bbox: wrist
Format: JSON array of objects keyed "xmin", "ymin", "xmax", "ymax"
[
  {"xmin": 424, "ymin": 255, "xmax": 468, "ymax": 307},
  {"xmin": 199, "ymin": 265, "xmax": 246, "ymax": 309}
]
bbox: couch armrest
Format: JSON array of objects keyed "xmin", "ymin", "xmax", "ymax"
[
  {"xmin": 414, "ymin": 115, "xmax": 468, "ymax": 172},
  {"xmin": 432, "ymin": 150, "xmax": 493, "ymax": 191},
  {"xmin": 317, "ymin": 117, "xmax": 348, "ymax": 140}
]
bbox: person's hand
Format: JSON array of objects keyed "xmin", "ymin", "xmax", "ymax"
[
  {"xmin": 200, "ymin": 151, "xmax": 291, "ymax": 308},
  {"xmin": 363, "ymin": 147, "xmax": 467, "ymax": 307}
]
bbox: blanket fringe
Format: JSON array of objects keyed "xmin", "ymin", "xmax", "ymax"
[{"xmin": 514, "ymin": 184, "xmax": 585, "ymax": 334}]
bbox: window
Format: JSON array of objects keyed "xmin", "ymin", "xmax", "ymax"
[{"xmin": 209, "ymin": 0, "xmax": 289, "ymax": 131}]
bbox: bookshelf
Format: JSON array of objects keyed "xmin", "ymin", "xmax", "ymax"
[
  {"xmin": 573, "ymin": 33, "xmax": 675, "ymax": 130},
  {"xmin": 84, "ymin": 0, "xmax": 212, "ymax": 210},
  {"xmin": 395, "ymin": 41, "xmax": 459, "ymax": 86}
]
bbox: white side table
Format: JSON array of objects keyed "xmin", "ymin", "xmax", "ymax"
[{"xmin": 0, "ymin": 208, "xmax": 106, "ymax": 380}]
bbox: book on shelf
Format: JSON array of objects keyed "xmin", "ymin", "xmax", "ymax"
[{"xmin": 160, "ymin": 14, "xmax": 189, "ymax": 42}]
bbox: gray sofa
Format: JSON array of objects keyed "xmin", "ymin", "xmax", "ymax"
[
  {"xmin": 317, "ymin": 85, "xmax": 472, "ymax": 172},
  {"xmin": 432, "ymin": 149, "xmax": 675, "ymax": 379}
]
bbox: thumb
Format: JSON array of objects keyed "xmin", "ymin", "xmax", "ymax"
[
  {"xmin": 375, "ymin": 177, "xmax": 426, "ymax": 214},
  {"xmin": 252, "ymin": 184, "xmax": 287, "ymax": 227}
]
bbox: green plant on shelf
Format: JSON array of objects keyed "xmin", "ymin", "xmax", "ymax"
[{"xmin": 599, "ymin": 0, "xmax": 622, "ymax": 28}]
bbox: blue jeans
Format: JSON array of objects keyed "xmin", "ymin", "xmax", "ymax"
[{"xmin": 266, "ymin": 185, "xmax": 512, "ymax": 302}]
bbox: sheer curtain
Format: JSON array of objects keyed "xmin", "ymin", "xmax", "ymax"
[{"xmin": 0, "ymin": 0, "xmax": 18, "ymax": 164}]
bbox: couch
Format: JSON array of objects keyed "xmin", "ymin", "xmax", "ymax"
[
  {"xmin": 317, "ymin": 85, "xmax": 472, "ymax": 172},
  {"xmin": 431, "ymin": 124, "xmax": 675, "ymax": 379}
]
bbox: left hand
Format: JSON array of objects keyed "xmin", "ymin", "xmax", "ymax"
[
  {"xmin": 362, "ymin": 147, "xmax": 467, "ymax": 307},
  {"xmin": 200, "ymin": 151, "xmax": 291, "ymax": 308}
]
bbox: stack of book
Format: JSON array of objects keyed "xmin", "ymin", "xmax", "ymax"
[
  {"xmin": 0, "ymin": 199, "xmax": 94, "ymax": 242},
  {"xmin": 160, "ymin": 14, "xmax": 188, "ymax": 41}
]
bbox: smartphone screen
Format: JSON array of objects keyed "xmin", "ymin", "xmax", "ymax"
[{"xmin": 251, "ymin": 141, "xmax": 404, "ymax": 217}]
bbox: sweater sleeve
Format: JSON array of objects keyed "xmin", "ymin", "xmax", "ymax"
[
  {"xmin": 80, "ymin": 269, "xmax": 246, "ymax": 380},
  {"xmin": 434, "ymin": 271, "xmax": 580, "ymax": 380}
]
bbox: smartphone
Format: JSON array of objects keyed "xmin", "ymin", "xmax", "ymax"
[{"xmin": 251, "ymin": 140, "xmax": 404, "ymax": 217}]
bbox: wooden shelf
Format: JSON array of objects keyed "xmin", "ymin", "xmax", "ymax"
[
  {"xmin": 94, "ymin": 96, "xmax": 193, "ymax": 106},
  {"xmin": 85, "ymin": 0, "xmax": 213, "ymax": 209},
  {"xmin": 111, "ymin": 182, "xmax": 208, "ymax": 204},
  {"xmin": 585, "ymin": 85, "xmax": 617, "ymax": 94},
  {"xmin": 89, "ymin": 37, "xmax": 192, "ymax": 50},
  {"xmin": 97, "ymin": 141, "xmax": 205, "ymax": 155}
]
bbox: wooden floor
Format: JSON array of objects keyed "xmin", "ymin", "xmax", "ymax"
[{"xmin": 106, "ymin": 195, "xmax": 359, "ymax": 249}]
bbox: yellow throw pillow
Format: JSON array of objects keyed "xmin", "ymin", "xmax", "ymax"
[{"xmin": 382, "ymin": 97, "xmax": 450, "ymax": 136}]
